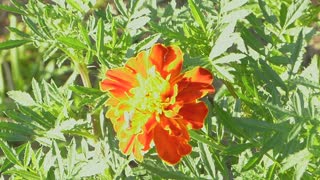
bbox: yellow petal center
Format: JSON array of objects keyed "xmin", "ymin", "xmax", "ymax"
[{"xmin": 128, "ymin": 66, "xmax": 177, "ymax": 116}]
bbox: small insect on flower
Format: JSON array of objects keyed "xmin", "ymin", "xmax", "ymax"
[{"xmin": 100, "ymin": 43, "xmax": 215, "ymax": 165}]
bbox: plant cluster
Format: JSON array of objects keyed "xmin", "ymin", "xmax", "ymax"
[{"xmin": 0, "ymin": 0, "xmax": 319, "ymax": 179}]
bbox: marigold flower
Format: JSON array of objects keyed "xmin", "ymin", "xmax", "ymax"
[{"xmin": 100, "ymin": 44, "xmax": 215, "ymax": 164}]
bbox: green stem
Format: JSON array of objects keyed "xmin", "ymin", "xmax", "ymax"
[
  {"xmin": 74, "ymin": 61, "xmax": 102, "ymax": 139},
  {"xmin": 75, "ymin": 62, "xmax": 92, "ymax": 88}
]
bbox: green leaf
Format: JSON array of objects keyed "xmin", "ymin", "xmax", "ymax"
[
  {"xmin": 53, "ymin": 141, "xmax": 64, "ymax": 179},
  {"xmin": 258, "ymin": 0, "xmax": 278, "ymax": 25},
  {"xmin": 78, "ymin": 160, "xmax": 108, "ymax": 177},
  {"xmin": 136, "ymin": 33, "xmax": 161, "ymax": 51},
  {"xmin": 142, "ymin": 161, "xmax": 193, "ymax": 179},
  {"xmin": 3, "ymin": 169, "xmax": 40, "ymax": 180},
  {"xmin": 223, "ymin": 143, "xmax": 255, "ymax": 155},
  {"xmin": 127, "ymin": 16, "xmax": 150, "ymax": 30},
  {"xmin": 69, "ymin": 85, "xmax": 104, "ymax": 97},
  {"xmin": 0, "ymin": 122, "xmax": 34, "ymax": 135},
  {"xmin": 199, "ymin": 143, "xmax": 216, "ymax": 178},
  {"xmin": 188, "ymin": 0, "xmax": 207, "ymax": 32},
  {"xmin": 7, "ymin": 27, "xmax": 30, "ymax": 38},
  {"xmin": 149, "ymin": 22, "xmax": 186, "ymax": 40},
  {"xmin": 259, "ymin": 59, "xmax": 286, "ymax": 90},
  {"xmin": 239, "ymin": 24, "xmax": 265, "ymax": 55},
  {"xmin": 266, "ymin": 163, "xmax": 278, "ymax": 180},
  {"xmin": 234, "ymin": 117, "xmax": 286, "ymax": 133},
  {"xmin": 284, "ymin": 0, "xmax": 309, "ymax": 29},
  {"xmin": 66, "ymin": 0, "xmax": 85, "ymax": 13},
  {"xmin": 242, "ymin": 153, "xmax": 263, "ymax": 171},
  {"xmin": 0, "ymin": 4, "xmax": 26, "ymax": 15},
  {"xmin": 7, "ymin": 90, "xmax": 36, "ymax": 106},
  {"xmin": 279, "ymin": 3, "xmax": 288, "ymax": 28},
  {"xmin": 32, "ymin": 78, "xmax": 42, "ymax": 104},
  {"xmin": 78, "ymin": 23, "xmax": 92, "ymax": 48},
  {"xmin": 281, "ymin": 148, "xmax": 311, "ymax": 172},
  {"xmin": 290, "ymin": 30, "xmax": 304, "ymax": 74},
  {"xmin": 0, "ymin": 139, "xmax": 22, "ymax": 166},
  {"xmin": 96, "ymin": 18, "xmax": 104, "ymax": 56},
  {"xmin": 295, "ymin": 154, "xmax": 310, "ymax": 179},
  {"xmin": 19, "ymin": 106, "xmax": 51, "ymax": 129},
  {"xmin": 214, "ymin": 103, "xmax": 248, "ymax": 138},
  {"xmin": 209, "ymin": 22, "xmax": 237, "ymax": 60},
  {"xmin": 0, "ymin": 132, "xmax": 28, "ymax": 141},
  {"xmin": 23, "ymin": 142, "xmax": 32, "ymax": 167},
  {"xmin": 0, "ymin": 40, "xmax": 31, "ymax": 50},
  {"xmin": 213, "ymin": 53, "xmax": 245, "ymax": 64},
  {"xmin": 23, "ymin": 17, "xmax": 45, "ymax": 38},
  {"xmin": 189, "ymin": 130, "xmax": 225, "ymax": 150},
  {"xmin": 114, "ymin": 0, "xmax": 128, "ymax": 17},
  {"xmin": 58, "ymin": 37, "xmax": 87, "ymax": 50},
  {"xmin": 221, "ymin": 0, "xmax": 247, "ymax": 13},
  {"xmin": 289, "ymin": 77, "xmax": 320, "ymax": 89}
]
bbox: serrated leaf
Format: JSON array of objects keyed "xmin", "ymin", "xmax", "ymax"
[
  {"xmin": 295, "ymin": 155, "xmax": 310, "ymax": 179},
  {"xmin": 213, "ymin": 53, "xmax": 245, "ymax": 64},
  {"xmin": 221, "ymin": 0, "xmax": 247, "ymax": 13},
  {"xmin": 291, "ymin": 30, "xmax": 304, "ymax": 74},
  {"xmin": 0, "ymin": 139, "xmax": 22, "ymax": 166},
  {"xmin": 53, "ymin": 141, "xmax": 64, "ymax": 179},
  {"xmin": 23, "ymin": 142, "xmax": 32, "ymax": 167},
  {"xmin": 258, "ymin": 0, "xmax": 278, "ymax": 25},
  {"xmin": 114, "ymin": 0, "xmax": 127, "ymax": 17},
  {"xmin": 222, "ymin": 9, "xmax": 250, "ymax": 23},
  {"xmin": 289, "ymin": 77, "xmax": 320, "ymax": 89},
  {"xmin": 7, "ymin": 91, "xmax": 36, "ymax": 106},
  {"xmin": 58, "ymin": 37, "xmax": 87, "ymax": 50},
  {"xmin": 188, "ymin": 0, "xmax": 206, "ymax": 32},
  {"xmin": 18, "ymin": 106, "xmax": 51, "ymax": 129},
  {"xmin": 209, "ymin": 22, "xmax": 237, "ymax": 60},
  {"xmin": 78, "ymin": 160, "xmax": 107, "ymax": 177},
  {"xmin": 284, "ymin": 0, "xmax": 309, "ymax": 29},
  {"xmin": 32, "ymin": 78, "xmax": 42, "ymax": 104},
  {"xmin": 235, "ymin": 117, "xmax": 286, "ymax": 133},
  {"xmin": 149, "ymin": 22, "xmax": 185, "ymax": 40},
  {"xmin": 136, "ymin": 33, "xmax": 161, "ymax": 51},
  {"xmin": 78, "ymin": 23, "xmax": 92, "ymax": 48},
  {"xmin": 259, "ymin": 59, "xmax": 286, "ymax": 90},
  {"xmin": 199, "ymin": 143, "xmax": 216, "ymax": 178},
  {"xmin": 127, "ymin": 16, "xmax": 150, "ymax": 30},
  {"xmin": 281, "ymin": 148, "xmax": 311, "ymax": 172},
  {"xmin": 0, "ymin": 40, "xmax": 31, "ymax": 50}
]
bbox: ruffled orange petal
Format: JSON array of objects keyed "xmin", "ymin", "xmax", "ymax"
[
  {"xmin": 149, "ymin": 44, "xmax": 183, "ymax": 79},
  {"xmin": 153, "ymin": 124, "xmax": 191, "ymax": 165},
  {"xmin": 125, "ymin": 51, "xmax": 150, "ymax": 77},
  {"xmin": 138, "ymin": 115, "xmax": 157, "ymax": 151},
  {"xmin": 100, "ymin": 67, "xmax": 137, "ymax": 98},
  {"xmin": 178, "ymin": 102, "xmax": 208, "ymax": 129},
  {"xmin": 176, "ymin": 67, "xmax": 215, "ymax": 103}
]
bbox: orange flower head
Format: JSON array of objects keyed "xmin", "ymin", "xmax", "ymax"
[{"xmin": 100, "ymin": 44, "xmax": 215, "ymax": 164}]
